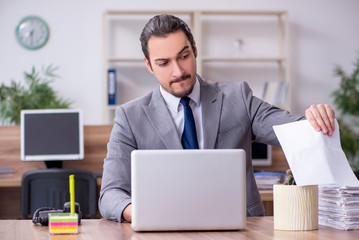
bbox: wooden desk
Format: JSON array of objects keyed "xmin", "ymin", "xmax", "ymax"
[
  {"xmin": 0, "ymin": 173, "xmax": 273, "ymax": 218},
  {"xmin": 0, "ymin": 125, "xmax": 276, "ymax": 219},
  {"xmin": 0, "ymin": 217, "xmax": 357, "ymax": 240}
]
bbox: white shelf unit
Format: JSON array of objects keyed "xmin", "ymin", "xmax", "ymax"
[
  {"xmin": 103, "ymin": 11, "xmax": 195, "ymax": 123},
  {"xmin": 103, "ymin": 10, "xmax": 290, "ymax": 124}
]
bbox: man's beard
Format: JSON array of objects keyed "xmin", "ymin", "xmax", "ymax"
[{"xmin": 167, "ymin": 74, "xmax": 194, "ymax": 98}]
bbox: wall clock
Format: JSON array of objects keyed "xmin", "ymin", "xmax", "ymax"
[{"xmin": 15, "ymin": 16, "xmax": 49, "ymax": 50}]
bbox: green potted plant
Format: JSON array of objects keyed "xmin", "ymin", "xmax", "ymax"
[
  {"xmin": 332, "ymin": 53, "xmax": 359, "ymax": 176},
  {"xmin": 0, "ymin": 65, "xmax": 71, "ymax": 125}
]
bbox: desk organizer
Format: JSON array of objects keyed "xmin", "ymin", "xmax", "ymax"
[
  {"xmin": 273, "ymin": 184, "xmax": 318, "ymax": 230},
  {"xmin": 49, "ymin": 213, "xmax": 78, "ymax": 234}
]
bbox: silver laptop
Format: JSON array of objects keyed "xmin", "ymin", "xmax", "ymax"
[{"xmin": 131, "ymin": 149, "xmax": 246, "ymax": 231}]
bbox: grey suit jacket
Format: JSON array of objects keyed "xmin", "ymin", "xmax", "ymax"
[{"xmin": 99, "ymin": 76, "xmax": 304, "ymax": 222}]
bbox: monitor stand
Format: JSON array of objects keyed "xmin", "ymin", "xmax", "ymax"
[{"xmin": 45, "ymin": 161, "xmax": 63, "ymax": 168}]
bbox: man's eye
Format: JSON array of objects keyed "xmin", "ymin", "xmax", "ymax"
[
  {"xmin": 180, "ymin": 54, "xmax": 189, "ymax": 60},
  {"xmin": 158, "ymin": 62, "xmax": 168, "ymax": 67}
]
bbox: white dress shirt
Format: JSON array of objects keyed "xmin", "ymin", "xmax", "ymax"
[{"xmin": 160, "ymin": 78, "xmax": 204, "ymax": 149}]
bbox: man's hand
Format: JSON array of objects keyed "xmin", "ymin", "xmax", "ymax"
[
  {"xmin": 122, "ymin": 204, "xmax": 132, "ymax": 223},
  {"xmin": 305, "ymin": 104, "xmax": 335, "ymax": 136}
]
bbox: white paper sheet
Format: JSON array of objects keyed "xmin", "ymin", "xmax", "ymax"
[{"xmin": 273, "ymin": 119, "xmax": 359, "ymax": 186}]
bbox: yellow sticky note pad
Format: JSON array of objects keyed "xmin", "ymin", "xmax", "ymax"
[{"xmin": 49, "ymin": 213, "xmax": 78, "ymax": 235}]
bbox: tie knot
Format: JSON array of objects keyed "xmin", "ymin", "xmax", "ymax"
[{"xmin": 180, "ymin": 97, "xmax": 191, "ymax": 106}]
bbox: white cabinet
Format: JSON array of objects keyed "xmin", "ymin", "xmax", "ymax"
[{"xmin": 103, "ymin": 11, "xmax": 289, "ymax": 124}]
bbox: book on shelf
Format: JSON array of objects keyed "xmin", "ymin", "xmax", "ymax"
[
  {"xmin": 0, "ymin": 167, "xmax": 14, "ymax": 178},
  {"xmin": 108, "ymin": 69, "xmax": 117, "ymax": 105},
  {"xmin": 254, "ymin": 171, "xmax": 286, "ymax": 190},
  {"xmin": 262, "ymin": 81, "xmax": 287, "ymax": 107}
]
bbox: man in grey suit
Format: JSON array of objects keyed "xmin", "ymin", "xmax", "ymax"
[{"xmin": 99, "ymin": 14, "xmax": 335, "ymax": 223}]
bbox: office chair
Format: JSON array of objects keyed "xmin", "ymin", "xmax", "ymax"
[{"xmin": 21, "ymin": 169, "xmax": 98, "ymax": 219}]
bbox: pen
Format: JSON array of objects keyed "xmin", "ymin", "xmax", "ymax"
[{"xmin": 69, "ymin": 174, "xmax": 75, "ymax": 215}]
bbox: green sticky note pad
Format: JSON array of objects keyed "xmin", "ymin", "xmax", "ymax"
[{"xmin": 49, "ymin": 213, "xmax": 78, "ymax": 235}]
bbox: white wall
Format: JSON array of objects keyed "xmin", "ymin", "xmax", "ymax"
[{"xmin": 1, "ymin": 0, "xmax": 358, "ymax": 125}]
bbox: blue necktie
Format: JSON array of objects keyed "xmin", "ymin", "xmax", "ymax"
[{"xmin": 180, "ymin": 97, "xmax": 199, "ymax": 149}]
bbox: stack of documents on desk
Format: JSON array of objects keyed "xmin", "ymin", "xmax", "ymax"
[
  {"xmin": 318, "ymin": 185, "xmax": 359, "ymax": 230},
  {"xmin": 254, "ymin": 171, "xmax": 286, "ymax": 190}
]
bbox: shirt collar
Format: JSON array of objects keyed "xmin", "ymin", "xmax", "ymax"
[{"xmin": 160, "ymin": 77, "xmax": 200, "ymax": 113}]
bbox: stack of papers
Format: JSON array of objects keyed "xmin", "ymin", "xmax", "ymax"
[
  {"xmin": 318, "ymin": 185, "xmax": 359, "ymax": 230},
  {"xmin": 254, "ymin": 171, "xmax": 286, "ymax": 190}
]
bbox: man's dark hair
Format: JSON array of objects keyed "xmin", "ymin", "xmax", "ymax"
[{"xmin": 140, "ymin": 14, "xmax": 196, "ymax": 64}]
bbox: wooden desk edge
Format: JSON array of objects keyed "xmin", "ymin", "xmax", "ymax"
[
  {"xmin": 1, "ymin": 217, "xmax": 358, "ymax": 240},
  {"xmin": 259, "ymin": 190, "xmax": 273, "ymax": 201}
]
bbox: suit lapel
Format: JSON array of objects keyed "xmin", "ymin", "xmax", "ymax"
[
  {"xmin": 143, "ymin": 88, "xmax": 183, "ymax": 149},
  {"xmin": 142, "ymin": 77, "xmax": 223, "ymax": 150},
  {"xmin": 198, "ymin": 77, "xmax": 223, "ymax": 149}
]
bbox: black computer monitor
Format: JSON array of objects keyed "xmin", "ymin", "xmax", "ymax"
[
  {"xmin": 21, "ymin": 109, "xmax": 84, "ymax": 168},
  {"xmin": 252, "ymin": 142, "xmax": 272, "ymax": 166}
]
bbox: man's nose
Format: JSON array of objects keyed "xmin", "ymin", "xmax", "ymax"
[{"xmin": 172, "ymin": 61, "xmax": 184, "ymax": 77}]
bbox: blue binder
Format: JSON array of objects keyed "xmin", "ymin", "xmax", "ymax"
[{"xmin": 108, "ymin": 69, "xmax": 116, "ymax": 105}]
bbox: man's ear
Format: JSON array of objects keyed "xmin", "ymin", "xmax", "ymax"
[
  {"xmin": 193, "ymin": 40, "xmax": 198, "ymax": 58},
  {"xmin": 144, "ymin": 57, "xmax": 154, "ymax": 73}
]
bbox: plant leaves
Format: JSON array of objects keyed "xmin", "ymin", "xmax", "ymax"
[
  {"xmin": 332, "ymin": 52, "xmax": 359, "ymax": 170},
  {"xmin": 0, "ymin": 65, "xmax": 71, "ymax": 125}
]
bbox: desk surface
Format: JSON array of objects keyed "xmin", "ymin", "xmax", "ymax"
[{"xmin": 0, "ymin": 217, "xmax": 357, "ymax": 240}]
